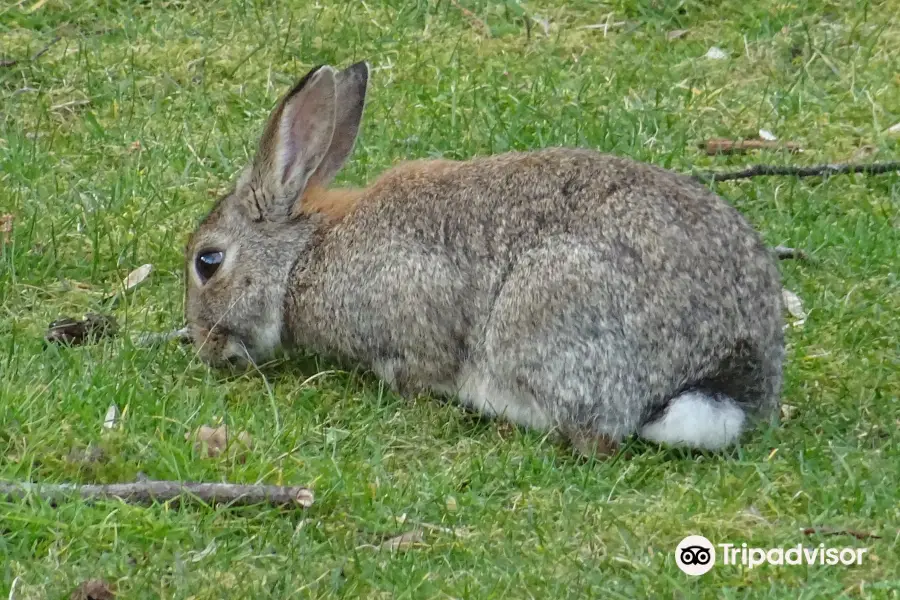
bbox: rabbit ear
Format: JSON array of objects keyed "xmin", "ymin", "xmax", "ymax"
[
  {"xmin": 307, "ymin": 61, "xmax": 369, "ymax": 189},
  {"xmin": 250, "ymin": 65, "xmax": 338, "ymax": 221}
]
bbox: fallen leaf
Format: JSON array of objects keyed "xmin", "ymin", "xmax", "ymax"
[
  {"xmin": 699, "ymin": 138, "xmax": 802, "ymax": 155},
  {"xmin": 780, "ymin": 403, "xmax": 798, "ymax": 421},
  {"xmin": 758, "ymin": 128, "xmax": 777, "ymax": 141},
  {"xmin": 666, "ymin": 29, "xmax": 689, "ymax": 41},
  {"xmin": 295, "ymin": 488, "xmax": 315, "ymax": 508},
  {"xmin": 44, "ymin": 314, "xmax": 119, "ymax": 346},
  {"xmin": 705, "ymin": 46, "xmax": 728, "ymax": 60},
  {"xmin": 802, "ymin": 527, "xmax": 881, "ymax": 540},
  {"xmin": 122, "ymin": 263, "xmax": 153, "ymax": 292},
  {"xmin": 102, "ymin": 404, "xmax": 120, "ymax": 431},
  {"xmin": 188, "ymin": 425, "xmax": 228, "ymax": 458},
  {"xmin": 379, "ymin": 529, "xmax": 425, "ymax": 552},
  {"xmin": 782, "ymin": 289, "xmax": 806, "ymax": 328},
  {"xmin": 0, "ymin": 214, "xmax": 13, "ymax": 244},
  {"xmin": 445, "ymin": 495, "xmax": 458, "ymax": 513},
  {"xmin": 129, "ymin": 140, "xmax": 142, "ymax": 152},
  {"xmin": 70, "ymin": 579, "xmax": 116, "ymax": 600},
  {"xmin": 187, "ymin": 425, "xmax": 253, "ymax": 460}
]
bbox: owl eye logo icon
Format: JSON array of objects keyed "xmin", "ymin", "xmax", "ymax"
[{"xmin": 676, "ymin": 535, "xmax": 716, "ymax": 575}]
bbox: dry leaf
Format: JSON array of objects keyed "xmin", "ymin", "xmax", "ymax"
[
  {"xmin": 122, "ymin": 264, "xmax": 153, "ymax": 292},
  {"xmin": 188, "ymin": 425, "xmax": 228, "ymax": 457},
  {"xmin": 780, "ymin": 403, "xmax": 798, "ymax": 421},
  {"xmin": 886, "ymin": 122, "xmax": 900, "ymax": 136},
  {"xmin": 445, "ymin": 495, "xmax": 458, "ymax": 513},
  {"xmin": 0, "ymin": 214, "xmax": 12, "ymax": 244},
  {"xmin": 295, "ymin": 488, "xmax": 315, "ymax": 508},
  {"xmin": 705, "ymin": 46, "xmax": 728, "ymax": 60},
  {"xmin": 102, "ymin": 404, "xmax": 120, "ymax": 431},
  {"xmin": 666, "ymin": 29, "xmax": 688, "ymax": 41},
  {"xmin": 129, "ymin": 140, "xmax": 142, "ymax": 152},
  {"xmin": 379, "ymin": 529, "xmax": 425, "ymax": 552},
  {"xmin": 782, "ymin": 289, "xmax": 806, "ymax": 328},
  {"xmin": 70, "ymin": 579, "xmax": 116, "ymax": 600},
  {"xmin": 758, "ymin": 129, "xmax": 777, "ymax": 141},
  {"xmin": 187, "ymin": 425, "xmax": 253, "ymax": 460},
  {"xmin": 45, "ymin": 314, "xmax": 119, "ymax": 346}
]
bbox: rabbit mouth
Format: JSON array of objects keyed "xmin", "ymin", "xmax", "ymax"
[{"xmin": 188, "ymin": 324, "xmax": 255, "ymax": 369}]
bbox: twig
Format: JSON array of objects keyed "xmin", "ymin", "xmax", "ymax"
[
  {"xmin": 693, "ymin": 161, "xmax": 900, "ymax": 183},
  {"xmin": 0, "ymin": 479, "xmax": 314, "ymax": 508},
  {"xmin": 773, "ymin": 245, "xmax": 808, "ymax": 261},
  {"xmin": 133, "ymin": 327, "xmax": 191, "ymax": 347},
  {"xmin": 449, "ymin": 0, "xmax": 491, "ymax": 36}
]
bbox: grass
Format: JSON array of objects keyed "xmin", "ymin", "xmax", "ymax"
[{"xmin": 1, "ymin": 0, "xmax": 898, "ymax": 597}]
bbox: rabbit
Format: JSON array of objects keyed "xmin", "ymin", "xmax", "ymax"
[{"xmin": 184, "ymin": 61, "xmax": 785, "ymax": 457}]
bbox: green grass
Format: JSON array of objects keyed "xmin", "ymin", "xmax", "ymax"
[{"xmin": 1, "ymin": 0, "xmax": 898, "ymax": 598}]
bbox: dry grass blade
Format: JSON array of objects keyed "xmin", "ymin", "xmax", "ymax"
[
  {"xmin": 378, "ymin": 529, "xmax": 426, "ymax": 552},
  {"xmin": 700, "ymin": 138, "xmax": 802, "ymax": 155},
  {"xmin": 801, "ymin": 527, "xmax": 881, "ymax": 540}
]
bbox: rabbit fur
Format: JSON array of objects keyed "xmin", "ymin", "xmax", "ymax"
[{"xmin": 184, "ymin": 62, "xmax": 785, "ymax": 456}]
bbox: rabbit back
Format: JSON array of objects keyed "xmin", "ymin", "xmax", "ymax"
[{"xmin": 285, "ymin": 148, "xmax": 784, "ymax": 450}]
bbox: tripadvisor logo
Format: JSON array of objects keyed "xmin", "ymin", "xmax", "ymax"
[
  {"xmin": 675, "ymin": 535, "xmax": 870, "ymax": 575},
  {"xmin": 676, "ymin": 535, "xmax": 716, "ymax": 575}
]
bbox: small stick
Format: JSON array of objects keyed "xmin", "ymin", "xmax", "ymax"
[
  {"xmin": 133, "ymin": 327, "xmax": 191, "ymax": 347},
  {"xmin": 0, "ymin": 480, "xmax": 314, "ymax": 508},
  {"xmin": 694, "ymin": 161, "xmax": 900, "ymax": 183}
]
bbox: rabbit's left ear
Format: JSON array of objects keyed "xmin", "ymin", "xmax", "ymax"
[
  {"xmin": 245, "ymin": 62, "xmax": 369, "ymax": 222},
  {"xmin": 249, "ymin": 64, "xmax": 338, "ymax": 221},
  {"xmin": 307, "ymin": 61, "xmax": 369, "ymax": 189}
]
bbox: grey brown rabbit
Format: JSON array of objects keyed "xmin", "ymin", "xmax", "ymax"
[{"xmin": 184, "ymin": 61, "xmax": 784, "ymax": 456}]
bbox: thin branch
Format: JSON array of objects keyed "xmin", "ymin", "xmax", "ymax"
[
  {"xmin": 693, "ymin": 161, "xmax": 900, "ymax": 183},
  {"xmin": 0, "ymin": 479, "xmax": 314, "ymax": 508}
]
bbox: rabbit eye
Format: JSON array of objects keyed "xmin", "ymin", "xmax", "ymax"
[{"xmin": 195, "ymin": 250, "xmax": 224, "ymax": 283}]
